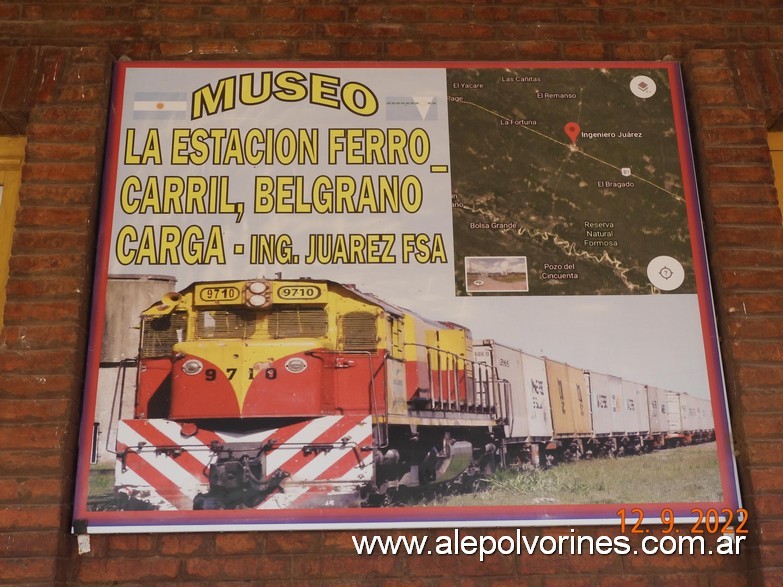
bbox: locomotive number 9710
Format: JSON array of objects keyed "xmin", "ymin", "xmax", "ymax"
[{"xmin": 277, "ymin": 285, "xmax": 322, "ymax": 300}]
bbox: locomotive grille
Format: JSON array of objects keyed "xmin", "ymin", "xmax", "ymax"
[
  {"xmin": 338, "ymin": 311, "xmax": 378, "ymax": 350},
  {"xmin": 268, "ymin": 307, "xmax": 328, "ymax": 338},
  {"xmin": 140, "ymin": 313, "xmax": 187, "ymax": 357}
]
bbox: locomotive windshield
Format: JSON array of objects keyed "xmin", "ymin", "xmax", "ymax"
[{"xmin": 195, "ymin": 309, "xmax": 256, "ymax": 339}]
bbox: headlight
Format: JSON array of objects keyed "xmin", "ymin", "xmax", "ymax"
[
  {"xmin": 285, "ymin": 357, "xmax": 308, "ymax": 374},
  {"xmin": 248, "ymin": 281, "xmax": 268, "ymax": 294},
  {"xmin": 182, "ymin": 359, "xmax": 203, "ymax": 375},
  {"xmin": 247, "ymin": 294, "xmax": 267, "ymax": 307}
]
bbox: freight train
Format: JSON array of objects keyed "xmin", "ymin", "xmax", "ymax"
[{"xmin": 109, "ymin": 277, "xmax": 715, "ymax": 511}]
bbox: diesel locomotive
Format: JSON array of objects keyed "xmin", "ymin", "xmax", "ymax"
[{"xmin": 110, "ymin": 277, "xmax": 714, "ymax": 511}]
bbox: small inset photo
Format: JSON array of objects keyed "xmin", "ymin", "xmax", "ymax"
[{"xmin": 465, "ymin": 256, "xmax": 529, "ymax": 293}]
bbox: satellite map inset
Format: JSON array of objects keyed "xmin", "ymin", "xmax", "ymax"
[{"xmin": 448, "ymin": 67, "xmax": 694, "ymax": 296}]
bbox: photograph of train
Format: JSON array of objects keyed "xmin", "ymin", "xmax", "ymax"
[{"xmin": 87, "ymin": 276, "xmax": 717, "ymax": 514}]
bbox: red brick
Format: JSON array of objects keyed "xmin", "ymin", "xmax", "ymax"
[
  {"xmin": 602, "ymin": 9, "xmax": 672, "ymax": 25},
  {"xmin": 0, "ymin": 557, "xmax": 55, "ymax": 582},
  {"xmin": 303, "ymin": 5, "xmax": 345, "ymax": 21},
  {"xmin": 428, "ymin": 7, "xmax": 470, "ymax": 21},
  {"xmin": 706, "ymin": 164, "xmax": 775, "ymax": 184},
  {"xmin": 242, "ymin": 40, "xmax": 293, "ymax": 58},
  {"xmin": 707, "ymin": 185, "xmax": 778, "ymax": 205},
  {"xmin": 3, "ymin": 48, "xmax": 39, "ymax": 112},
  {"xmin": 515, "ymin": 8, "xmax": 558, "ymax": 23},
  {"xmin": 0, "ymin": 451, "xmax": 67, "ymax": 476},
  {"xmin": 262, "ymin": 6, "xmax": 299, "ymax": 21},
  {"xmin": 387, "ymin": 6, "xmax": 427, "ymax": 23},
  {"xmin": 78, "ymin": 557, "xmax": 180, "ymax": 583},
  {"xmin": 202, "ymin": 6, "xmax": 252, "ymax": 19},
  {"xmin": 515, "ymin": 41, "xmax": 561, "ymax": 59},
  {"xmin": 229, "ymin": 23, "xmax": 316, "ymax": 39},
  {"xmin": 415, "ymin": 23, "xmax": 493, "ymax": 40},
  {"xmin": 25, "ymin": 122, "xmax": 100, "ymax": 144},
  {"xmin": 558, "ymin": 8, "xmax": 599, "ymax": 23},
  {"xmin": 696, "ymin": 107, "xmax": 762, "ymax": 127},
  {"xmin": 339, "ymin": 41, "xmax": 382, "ymax": 59},
  {"xmin": 159, "ymin": 42, "xmax": 196, "ymax": 58},
  {"xmin": 0, "ymin": 531, "xmax": 59, "ymax": 557},
  {"xmin": 728, "ymin": 316, "xmax": 783, "ymax": 339},
  {"xmin": 3, "ymin": 299, "xmax": 84, "ymax": 324},
  {"xmin": 473, "ymin": 7, "xmax": 514, "ymax": 21},
  {"xmin": 29, "ymin": 104, "xmax": 107, "ymax": 125},
  {"xmin": 742, "ymin": 414, "xmax": 783, "ymax": 438},
  {"xmin": 0, "ymin": 349, "xmax": 79, "ymax": 374},
  {"xmin": 159, "ymin": 533, "xmax": 209, "ymax": 555},
  {"xmin": 703, "ymin": 144, "xmax": 771, "ymax": 165},
  {"xmin": 543, "ymin": 577, "xmax": 593, "ymax": 587},
  {"xmin": 712, "ymin": 226, "xmax": 783, "ymax": 248},
  {"xmin": 14, "ymin": 183, "xmax": 97, "ymax": 206},
  {"xmin": 563, "ymin": 43, "xmax": 609, "ymax": 60},
  {"xmin": 749, "ymin": 468, "xmax": 783, "ymax": 492},
  {"xmin": 196, "ymin": 41, "xmax": 241, "ymax": 57},
  {"xmin": 298, "ymin": 553, "xmax": 399, "ymax": 579},
  {"xmin": 107, "ymin": 534, "xmax": 155, "ymax": 553},
  {"xmin": 0, "ymin": 373, "xmax": 77, "ymax": 399},
  {"xmin": 183, "ymin": 556, "xmax": 290, "ymax": 580},
  {"xmin": 297, "ymin": 40, "xmax": 336, "ymax": 58},
  {"xmin": 60, "ymin": 61, "xmax": 109, "ymax": 87},
  {"xmin": 0, "ymin": 424, "xmax": 68, "ymax": 450},
  {"xmin": 712, "ymin": 206, "xmax": 782, "ymax": 225},
  {"xmin": 598, "ymin": 575, "xmax": 655, "ymax": 587},
  {"xmin": 9, "ymin": 253, "xmax": 88, "ymax": 276},
  {"xmin": 215, "ymin": 532, "xmax": 264, "ymax": 554},
  {"xmin": 25, "ymin": 143, "xmax": 98, "ymax": 165},
  {"xmin": 0, "ymin": 505, "xmax": 62, "ymax": 530},
  {"xmin": 0, "ymin": 401, "xmax": 74, "ymax": 427},
  {"xmin": 266, "ymin": 531, "xmax": 321, "ymax": 554},
  {"xmin": 0, "ymin": 477, "xmax": 63, "ymax": 502},
  {"xmin": 22, "ymin": 161, "xmax": 98, "ymax": 184},
  {"xmin": 755, "ymin": 494, "xmax": 783, "ymax": 516},
  {"xmin": 386, "ymin": 42, "xmax": 426, "ymax": 59},
  {"xmin": 737, "ymin": 365, "xmax": 783, "ymax": 387},
  {"xmin": 720, "ymin": 268, "xmax": 783, "ymax": 290},
  {"xmin": 759, "ymin": 544, "xmax": 783, "ymax": 567},
  {"xmin": 158, "ymin": 6, "xmax": 200, "ymax": 20},
  {"xmin": 6, "ymin": 275, "xmax": 86, "ymax": 298}
]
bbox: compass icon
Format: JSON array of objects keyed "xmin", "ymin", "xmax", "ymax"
[{"xmin": 647, "ymin": 256, "xmax": 685, "ymax": 291}]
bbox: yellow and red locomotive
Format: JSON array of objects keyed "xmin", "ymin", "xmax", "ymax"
[
  {"xmin": 114, "ymin": 276, "xmax": 715, "ymax": 511},
  {"xmin": 118, "ymin": 277, "xmax": 503, "ymax": 510}
]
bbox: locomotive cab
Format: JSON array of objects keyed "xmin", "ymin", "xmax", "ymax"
[{"xmin": 136, "ymin": 279, "xmax": 395, "ymax": 421}]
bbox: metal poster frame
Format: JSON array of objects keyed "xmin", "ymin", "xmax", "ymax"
[{"xmin": 73, "ymin": 61, "xmax": 741, "ymax": 533}]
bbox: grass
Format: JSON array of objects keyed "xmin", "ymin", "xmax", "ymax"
[
  {"xmin": 440, "ymin": 442, "xmax": 723, "ymax": 507},
  {"xmin": 87, "ymin": 464, "xmax": 115, "ymax": 497}
]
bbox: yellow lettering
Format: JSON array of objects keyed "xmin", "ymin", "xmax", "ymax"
[
  {"xmin": 273, "ymin": 70, "xmax": 307, "ymax": 102},
  {"xmin": 310, "ymin": 73, "xmax": 341, "ymax": 109},
  {"xmin": 120, "ymin": 176, "xmax": 142, "ymax": 213}
]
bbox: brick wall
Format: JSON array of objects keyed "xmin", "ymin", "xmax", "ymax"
[{"xmin": 0, "ymin": 3, "xmax": 781, "ymax": 585}]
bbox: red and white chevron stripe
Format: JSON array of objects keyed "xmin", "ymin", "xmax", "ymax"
[{"xmin": 115, "ymin": 415, "xmax": 374, "ymax": 510}]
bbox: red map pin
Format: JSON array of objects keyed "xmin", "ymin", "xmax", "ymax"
[{"xmin": 564, "ymin": 122, "xmax": 581, "ymax": 144}]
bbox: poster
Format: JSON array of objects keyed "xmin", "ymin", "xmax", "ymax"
[{"xmin": 73, "ymin": 61, "xmax": 741, "ymax": 533}]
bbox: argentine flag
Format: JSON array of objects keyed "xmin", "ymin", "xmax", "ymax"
[{"xmin": 132, "ymin": 92, "xmax": 188, "ymax": 119}]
